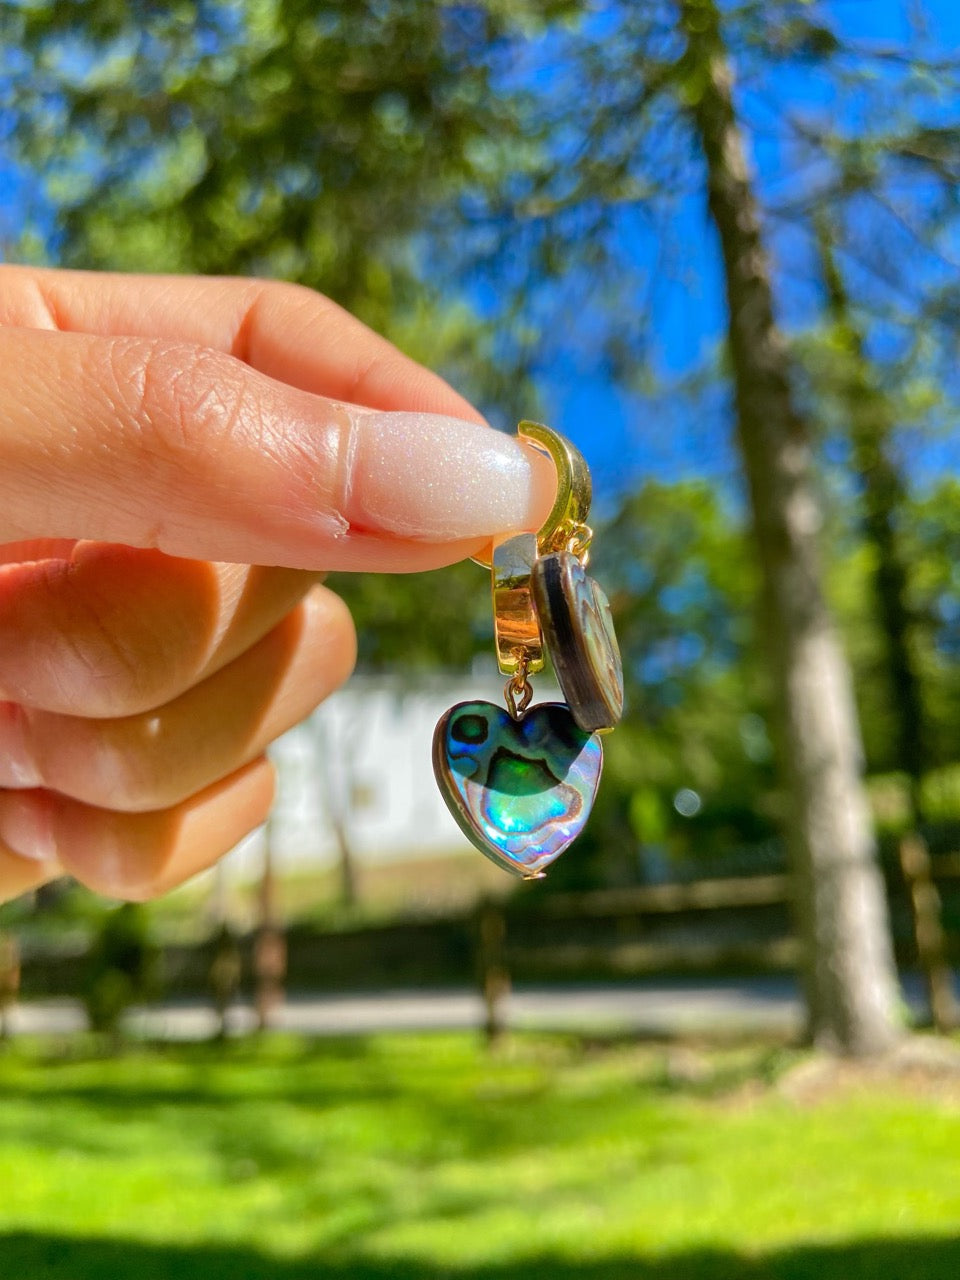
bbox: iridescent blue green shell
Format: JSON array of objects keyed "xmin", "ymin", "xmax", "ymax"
[{"xmin": 433, "ymin": 700, "xmax": 603, "ymax": 879}]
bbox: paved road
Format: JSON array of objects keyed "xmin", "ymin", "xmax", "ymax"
[
  {"xmin": 5, "ymin": 977, "xmax": 808, "ymax": 1040},
  {"xmin": 8, "ymin": 974, "xmax": 942, "ymax": 1042}
]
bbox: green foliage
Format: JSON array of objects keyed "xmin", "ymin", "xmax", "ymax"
[
  {"xmin": 560, "ymin": 481, "xmax": 780, "ymax": 886},
  {"xmin": 333, "ymin": 560, "xmax": 490, "ymax": 673},
  {"xmin": 1, "ymin": 1035, "xmax": 960, "ymax": 1276},
  {"xmin": 8, "ymin": 2, "xmax": 501, "ymax": 292},
  {"xmin": 2, "ymin": 0, "xmax": 558, "ymax": 417},
  {"xmin": 52, "ymin": 4, "xmax": 497, "ymax": 273}
]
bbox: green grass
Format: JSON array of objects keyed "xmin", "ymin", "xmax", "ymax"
[{"xmin": 0, "ymin": 1034, "xmax": 959, "ymax": 1278}]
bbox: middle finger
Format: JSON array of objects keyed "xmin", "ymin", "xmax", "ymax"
[
  {"xmin": 0, "ymin": 541, "xmax": 323, "ymax": 715},
  {"xmin": 0, "ymin": 584, "xmax": 356, "ymax": 811}
]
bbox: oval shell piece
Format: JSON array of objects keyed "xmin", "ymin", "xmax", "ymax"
[{"xmin": 533, "ymin": 552, "xmax": 624, "ymax": 732}]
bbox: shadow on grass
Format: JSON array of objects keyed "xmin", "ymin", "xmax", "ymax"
[
  {"xmin": 0, "ymin": 1036, "xmax": 680, "ymax": 1173},
  {"xmin": 4, "ymin": 1233, "xmax": 960, "ymax": 1280}
]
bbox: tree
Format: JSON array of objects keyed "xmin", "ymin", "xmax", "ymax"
[
  {"xmin": 811, "ymin": 220, "xmax": 927, "ymax": 811},
  {"xmin": 674, "ymin": 0, "xmax": 900, "ymax": 1055}
]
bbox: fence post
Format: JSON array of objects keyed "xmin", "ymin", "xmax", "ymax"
[
  {"xmin": 477, "ymin": 899, "xmax": 510, "ymax": 1047},
  {"xmin": 899, "ymin": 833, "xmax": 957, "ymax": 1034},
  {"xmin": 254, "ymin": 820, "xmax": 286, "ymax": 1032},
  {"xmin": 209, "ymin": 924, "xmax": 242, "ymax": 1041}
]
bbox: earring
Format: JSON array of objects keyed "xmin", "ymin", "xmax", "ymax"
[{"xmin": 433, "ymin": 422, "xmax": 623, "ymax": 880}]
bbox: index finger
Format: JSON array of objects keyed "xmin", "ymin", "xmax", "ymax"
[
  {"xmin": 0, "ymin": 264, "xmax": 484, "ymax": 420},
  {"xmin": 0, "ymin": 326, "xmax": 556, "ymax": 571}
]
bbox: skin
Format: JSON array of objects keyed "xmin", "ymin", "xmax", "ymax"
[{"xmin": 0, "ymin": 266, "xmax": 555, "ymax": 904}]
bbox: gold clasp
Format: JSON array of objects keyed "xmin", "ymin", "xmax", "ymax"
[{"xmin": 504, "ymin": 650, "xmax": 534, "ymax": 720}]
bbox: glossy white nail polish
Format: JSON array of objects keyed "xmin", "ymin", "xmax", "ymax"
[{"xmin": 346, "ymin": 410, "xmax": 556, "ymax": 541}]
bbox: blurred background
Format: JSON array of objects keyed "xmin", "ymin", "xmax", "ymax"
[{"xmin": 3, "ymin": 1, "xmax": 960, "ymax": 1277}]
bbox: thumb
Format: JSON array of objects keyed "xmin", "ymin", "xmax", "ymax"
[{"xmin": 1, "ymin": 329, "xmax": 555, "ymax": 571}]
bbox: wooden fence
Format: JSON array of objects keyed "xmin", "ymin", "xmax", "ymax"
[{"xmin": 6, "ymin": 845, "xmax": 960, "ymax": 1025}]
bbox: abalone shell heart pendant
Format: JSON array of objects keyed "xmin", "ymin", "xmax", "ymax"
[{"xmin": 433, "ymin": 700, "xmax": 603, "ymax": 880}]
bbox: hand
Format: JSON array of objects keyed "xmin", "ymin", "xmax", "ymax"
[{"xmin": 0, "ymin": 266, "xmax": 554, "ymax": 904}]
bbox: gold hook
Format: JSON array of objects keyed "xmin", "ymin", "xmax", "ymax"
[
  {"xmin": 472, "ymin": 422, "xmax": 592, "ymax": 568},
  {"xmin": 519, "ymin": 421, "xmax": 592, "ymax": 556}
]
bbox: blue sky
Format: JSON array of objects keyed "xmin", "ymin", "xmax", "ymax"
[{"xmin": 516, "ymin": 0, "xmax": 960, "ymax": 506}]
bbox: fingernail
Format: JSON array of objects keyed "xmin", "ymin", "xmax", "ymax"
[
  {"xmin": 0, "ymin": 702, "xmax": 42, "ymax": 789},
  {"xmin": 346, "ymin": 411, "xmax": 557, "ymax": 541},
  {"xmin": 0, "ymin": 791, "xmax": 58, "ymax": 863}
]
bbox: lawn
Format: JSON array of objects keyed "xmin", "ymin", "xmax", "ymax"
[{"xmin": 0, "ymin": 1033, "xmax": 958, "ymax": 1279}]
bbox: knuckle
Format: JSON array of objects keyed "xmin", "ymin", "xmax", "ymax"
[
  {"xmin": 61, "ymin": 713, "xmax": 184, "ymax": 816},
  {"xmin": 269, "ymin": 279, "xmax": 321, "ymax": 313},
  {"xmin": 58, "ymin": 610, "xmax": 149, "ymax": 719},
  {"xmin": 260, "ymin": 278, "xmax": 327, "ymax": 320},
  {"xmin": 28, "ymin": 552, "xmax": 199, "ymax": 718},
  {"xmin": 102, "ymin": 820, "xmax": 181, "ymax": 902},
  {"xmin": 86, "ymin": 739, "xmax": 161, "ymax": 815},
  {"xmin": 233, "ymin": 279, "xmax": 323, "ymax": 359},
  {"xmin": 101, "ymin": 721, "xmax": 190, "ymax": 815},
  {"xmin": 107, "ymin": 338, "xmax": 253, "ymax": 466},
  {"xmin": 45, "ymin": 603, "xmax": 155, "ymax": 722}
]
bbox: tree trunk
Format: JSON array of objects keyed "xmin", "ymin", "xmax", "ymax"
[
  {"xmin": 815, "ymin": 226, "xmax": 955, "ymax": 1032},
  {"xmin": 314, "ymin": 712, "xmax": 360, "ymax": 909},
  {"xmin": 677, "ymin": 0, "xmax": 902, "ymax": 1055},
  {"xmin": 254, "ymin": 815, "xmax": 286, "ymax": 1032}
]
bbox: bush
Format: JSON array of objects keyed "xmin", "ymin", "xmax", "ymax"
[{"xmin": 82, "ymin": 904, "xmax": 158, "ymax": 1041}]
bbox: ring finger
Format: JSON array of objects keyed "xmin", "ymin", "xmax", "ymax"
[{"xmin": 0, "ymin": 541, "xmax": 325, "ymax": 716}]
